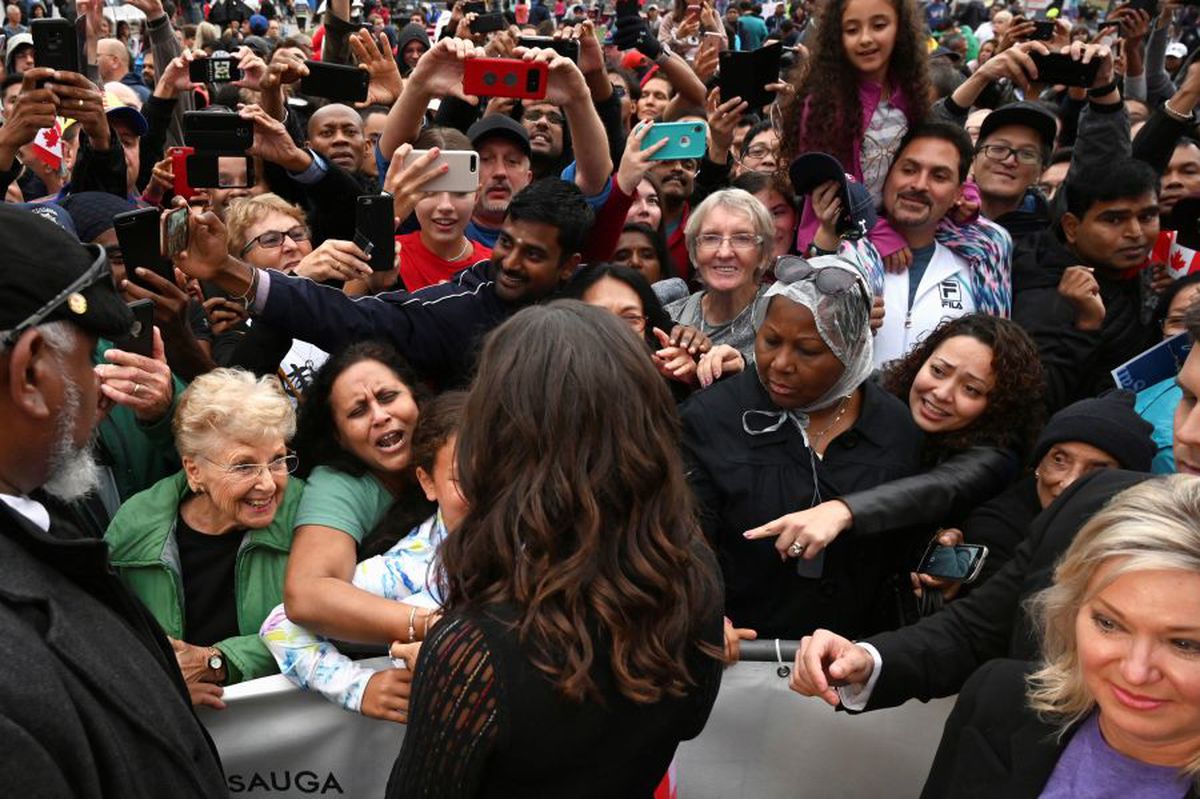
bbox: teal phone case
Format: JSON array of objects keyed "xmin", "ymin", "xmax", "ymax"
[{"xmin": 643, "ymin": 121, "xmax": 708, "ymax": 161}]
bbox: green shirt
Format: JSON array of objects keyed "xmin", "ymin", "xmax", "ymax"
[{"xmin": 294, "ymin": 466, "xmax": 393, "ymax": 544}]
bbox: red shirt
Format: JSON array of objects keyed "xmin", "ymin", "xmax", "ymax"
[{"xmin": 397, "ymin": 231, "xmax": 492, "ymax": 291}]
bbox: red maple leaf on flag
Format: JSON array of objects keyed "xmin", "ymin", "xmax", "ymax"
[
  {"xmin": 40, "ymin": 126, "xmax": 59, "ymax": 148},
  {"xmin": 1172, "ymin": 248, "xmax": 1188, "ymax": 274}
]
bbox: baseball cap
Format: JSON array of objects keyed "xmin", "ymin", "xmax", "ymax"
[
  {"xmin": 977, "ymin": 100, "xmax": 1057, "ymax": 152},
  {"xmin": 5, "ymin": 31, "xmax": 31, "ymax": 59},
  {"xmin": 1168, "ymin": 42, "xmax": 1189, "ymax": 59},
  {"xmin": 0, "ymin": 204, "xmax": 133, "ymax": 346},
  {"xmin": 102, "ymin": 91, "xmax": 149, "ymax": 137},
  {"xmin": 789, "ymin": 152, "xmax": 877, "ymax": 239},
  {"xmin": 468, "ymin": 114, "xmax": 532, "ymax": 157}
]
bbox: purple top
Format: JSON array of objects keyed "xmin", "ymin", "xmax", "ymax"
[{"xmin": 1040, "ymin": 712, "xmax": 1191, "ymax": 799}]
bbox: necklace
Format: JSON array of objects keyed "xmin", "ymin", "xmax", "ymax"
[
  {"xmin": 809, "ymin": 395, "xmax": 851, "ymax": 441},
  {"xmin": 446, "ymin": 238, "xmax": 472, "ymax": 262}
]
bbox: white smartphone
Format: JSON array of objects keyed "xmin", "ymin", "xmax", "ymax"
[{"xmin": 402, "ymin": 149, "xmax": 481, "ymax": 194}]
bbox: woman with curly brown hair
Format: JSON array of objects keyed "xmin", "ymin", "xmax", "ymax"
[
  {"xmin": 745, "ymin": 314, "xmax": 1043, "ymax": 621},
  {"xmin": 779, "ymin": 0, "xmax": 931, "ymax": 251},
  {"xmin": 386, "ymin": 301, "xmax": 724, "ymax": 798}
]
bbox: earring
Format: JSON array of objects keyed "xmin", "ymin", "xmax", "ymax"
[{"xmin": 1034, "ymin": 471, "xmax": 1040, "ymax": 480}]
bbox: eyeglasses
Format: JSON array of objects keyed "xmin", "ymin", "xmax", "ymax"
[
  {"xmin": 0, "ymin": 243, "xmax": 113, "ymax": 349},
  {"xmin": 977, "ymin": 143, "xmax": 1042, "ymax": 166},
  {"xmin": 203, "ymin": 454, "xmax": 299, "ymax": 482},
  {"xmin": 775, "ymin": 255, "xmax": 871, "ymax": 314},
  {"xmin": 524, "ymin": 109, "xmax": 565, "ymax": 126},
  {"xmin": 741, "ymin": 144, "xmax": 777, "ymax": 162},
  {"xmin": 696, "ymin": 233, "xmax": 763, "ymax": 251},
  {"xmin": 617, "ymin": 310, "xmax": 647, "ymax": 330},
  {"xmin": 240, "ymin": 226, "xmax": 310, "ymax": 257}
]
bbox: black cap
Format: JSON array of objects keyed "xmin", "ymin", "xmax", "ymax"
[
  {"xmin": 930, "ymin": 46, "xmax": 962, "ymax": 63},
  {"xmin": 0, "ymin": 204, "xmax": 133, "ymax": 344},
  {"xmin": 790, "ymin": 152, "xmax": 877, "ymax": 239},
  {"xmin": 467, "ymin": 114, "xmax": 532, "ymax": 157},
  {"xmin": 978, "ymin": 101, "xmax": 1058, "ymax": 152},
  {"xmin": 1032, "ymin": 390, "xmax": 1156, "ymax": 473}
]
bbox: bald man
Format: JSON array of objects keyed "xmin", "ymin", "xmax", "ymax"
[
  {"xmin": 97, "ymin": 38, "xmax": 149, "ymax": 102},
  {"xmin": 307, "ymin": 103, "xmax": 367, "ymax": 177}
]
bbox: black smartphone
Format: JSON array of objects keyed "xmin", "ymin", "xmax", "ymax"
[
  {"xmin": 470, "ymin": 11, "xmax": 507, "ymax": 33},
  {"xmin": 518, "ymin": 35, "xmax": 580, "ymax": 62},
  {"xmin": 161, "ymin": 206, "xmax": 190, "ymax": 260},
  {"xmin": 356, "ymin": 193, "xmax": 396, "ymax": 272},
  {"xmin": 615, "ymin": 0, "xmax": 639, "ymax": 20},
  {"xmin": 185, "ymin": 154, "xmax": 256, "ymax": 189},
  {"xmin": 182, "ymin": 111, "xmax": 254, "ymax": 153},
  {"xmin": 1030, "ymin": 51, "xmax": 1102, "ymax": 87},
  {"xmin": 112, "ymin": 299, "xmax": 155, "ymax": 357},
  {"xmin": 720, "ymin": 43, "xmax": 783, "ymax": 110},
  {"xmin": 1028, "ymin": 20, "xmax": 1055, "ymax": 40},
  {"xmin": 32, "ymin": 18, "xmax": 79, "ymax": 74},
  {"xmin": 1128, "ymin": 0, "xmax": 1159, "ymax": 16},
  {"xmin": 299, "ymin": 60, "xmax": 370, "ymax": 103},
  {"xmin": 113, "ymin": 207, "xmax": 174, "ymax": 289},
  {"xmin": 464, "ymin": 0, "xmax": 487, "ymax": 13},
  {"xmin": 189, "ymin": 56, "xmax": 243, "ymax": 84},
  {"xmin": 918, "ymin": 541, "xmax": 989, "ymax": 583}
]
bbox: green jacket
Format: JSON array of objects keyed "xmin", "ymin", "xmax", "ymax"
[{"xmin": 105, "ymin": 471, "xmax": 305, "ymax": 684}]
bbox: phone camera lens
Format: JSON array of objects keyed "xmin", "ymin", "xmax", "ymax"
[
  {"xmin": 503, "ymin": 72, "xmax": 518, "ymax": 87},
  {"xmin": 483, "ymin": 71, "xmax": 497, "ymax": 86}
]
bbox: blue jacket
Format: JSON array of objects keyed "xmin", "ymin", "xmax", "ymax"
[
  {"xmin": 1135, "ymin": 376, "xmax": 1180, "ymax": 474},
  {"xmin": 259, "ymin": 260, "xmax": 516, "ymax": 387}
]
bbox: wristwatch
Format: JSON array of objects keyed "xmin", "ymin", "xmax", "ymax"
[{"xmin": 207, "ymin": 648, "xmax": 226, "ymax": 681}]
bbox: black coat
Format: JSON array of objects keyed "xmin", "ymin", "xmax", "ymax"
[
  {"xmin": 0, "ymin": 503, "xmax": 227, "ymax": 798},
  {"xmin": 922, "ymin": 658, "xmax": 1200, "ymax": 799},
  {"xmin": 680, "ymin": 370, "xmax": 924, "ymax": 639},
  {"xmin": 863, "ymin": 469, "xmax": 1152, "ymax": 711},
  {"xmin": 956, "ymin": 475, "xmax": 1043, "ymax": 594}
]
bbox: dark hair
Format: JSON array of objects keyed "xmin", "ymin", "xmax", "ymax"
[
  {"xmin": 731, "ymin": 169, "xmax": 798, "ymax": 211},
  {"xmin": 1, "ymin": 73, "xmax": 22, "ymax": 93},
  {"xmin": 1187, "ymin": 299, "xmax": 1200, "ymax": 345},
  {"xmin": 615, "ymin": 221, "xmax": 674, "ymax": 280},
  {"xmin": 1048, "ymin": 146, "xmax": 1072, "ymax": 166},
  {"xmin": 359, "ymin": 103, "xmax": 391, "ymax": 123},
  {"xmin": 607, "ymin": 64, "xmax": 641, "ymax": 101},
  {"xmin": 1155, "ymin": 272, "xmax": 1200, "ymax": 332},
  {"xmin": 415, "ymin": 125, "xmax": 472, "ymax": 150},
  {"xmin": 1063, "ymin": 159, "xmax": 1159, "ymax": 220},
  {"xmin": 882, "ymin": 313, "xmax": 1044, "ymax": 458},
  {"xmin": 780, "ymin": 0, "xmax": 930, "ymax": 172},
  {"xmin": 359, "ymin": 391, "xmax": 467, "ymax": 558},
  {"xmin": 636, "ymin": 170, "xmax": 667, "ymax": 237},
  {"xmin": 895, "ymin": 120, "xmax": 974, "ymax": 183},
  {"xmin": 561, "ymin": 261, "xmax": 673, "ymax": 347},
  {"xmin": 739, "ymin": 118, "xmax": 776, "ymax": 160},
  {"xmin": 664, "ymin": 104, "xmax": 706, "ymax": 122},
  {"xmin": 929, "ymin": 59, "xmax": 965, "ymax": 100},
  {"xmin": 293, "ymin": 339, "xmax": 426, "ymax": 480},
  {"xmin": 507, "ymin": 178, "xmax": 594, "ymax": 261},
  {"xmin": 438, "ymin": 302, "xmax": 722, "ymax": 703}
]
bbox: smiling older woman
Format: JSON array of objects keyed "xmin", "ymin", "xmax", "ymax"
[
  {"xmin": 105, "ymin": 368, "xmax": 303, "ymax": 708},
  {"xmin": 923, "ymin": 476, "xmax": 1200, "ymax": 798}
]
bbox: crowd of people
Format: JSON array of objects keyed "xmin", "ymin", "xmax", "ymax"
[{"xmin": 4, "ymin": 0, "xmax": 1200, "ymax": 793}]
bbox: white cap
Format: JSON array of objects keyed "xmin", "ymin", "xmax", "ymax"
[
  {"xmin": 1167, "ymin": 42, "xmax": 1188, "ymax": 59},
  {"xmin": 5, "ymin": 31, "xmax": 31, "ymax": 59}
]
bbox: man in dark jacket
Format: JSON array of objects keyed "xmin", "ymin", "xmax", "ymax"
[
  {"xmin": 395, "ymin": 21, "xmax": 429, "ymax": 76},
  {"xmin": 1011, "ymin": 159, "xmax": 1160, "ymax": 411},
  {"xmin": 0, "ymin": 205, "xmax": 227, "ymax": 796}
]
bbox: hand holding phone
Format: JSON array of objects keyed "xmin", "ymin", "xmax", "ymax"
[
  {"xmin": 917, "ymin": 540, "xmax": 988, "ymax": 583},
  {"xmin": 189, "ymin": 55, "xmax": 244, "ymax": 84},
  {"xmin": 462, "ymin": 57, "xmax": 548, "ymax": 99},
  {"xmin": 1029, "ymin": 51, "xmax": 1103, "ymax": 87},
  {"xmin": 161, "ymin": 206, "xmax": 191, "ymax": 260},
  {"xmin": 299, "ymin": 60, "xmax": 370, "ymax": 103}
]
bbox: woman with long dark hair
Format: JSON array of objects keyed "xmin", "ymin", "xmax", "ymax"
[{"xmin": 386, "ymin": 302, "xmax": 724, "ymax": 797}]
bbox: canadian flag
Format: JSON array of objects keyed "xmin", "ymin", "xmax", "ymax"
[{"xmin": 31, "ymin": 118, "xmax": 65, "ymax": 171}]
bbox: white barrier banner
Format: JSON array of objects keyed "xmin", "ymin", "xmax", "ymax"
[{"xmin": 202, "ymin": 658, "xmax": 956, "ymax": 798}]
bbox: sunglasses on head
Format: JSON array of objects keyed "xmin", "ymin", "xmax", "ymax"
[{"xmin": 774, "ymin": 255, "xmax": 871, "ymax": 314}]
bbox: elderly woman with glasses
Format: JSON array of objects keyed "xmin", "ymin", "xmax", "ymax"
[
  {"xmin": 924, "ymin": 476, "xmax": 1200, "ymax": 798},
  {"xmin": 665, "ymin": 188, "xmax": 777, "ymax": 361},
  {"xmin": 225, "ymin": 194, "xmax": 372, "ymax": 284},
  {"xmin": 105, "ymin": 368, "xmax": 305, "ymax": 708},
  {"xmin": 680, "ymin": 254, "xmax": 924, "ymax": 658}
]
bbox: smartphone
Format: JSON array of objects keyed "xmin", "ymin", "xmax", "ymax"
[
  {"xmin": 462, "ymin": 57, "xmax": 548, "ymax": 99},
  {"xmin": 401, "ymin": 149, "xmax": 480, "ymax": 193},
  {"xmin": 1028, "ymin": 20, "xmax": 1055, "ymax": 40},
  {"xmin": 356, "ymin": 194, "xmax": 396, "ymax": 272},
  {"xmin": 112, "ymin": 299, "xmax": 155, "ymax": 358},
  {"xmin": 185, "ymin": 154, "xmax": 256, "ymax": 189},
  {"xmin": 469, "ymin": 11, "xmax": 507, "ymax": 33},
  {"xmin": 518, "ymin": 35, "xmax": 580, "ymax": 62},
  {"xmin": 299, "ymin": 60, "xmax": 370, "ymax": 103},
  {"xmin": 113, "ymin": 207, "xmax": 175, "ymax": 288},
  {"xmin": 1128, "ymin": 0, "xmax": 1159, "ymax": 15},
  {"xmin": 1030, "ymin": 52, "xmax": 1102, "ymax": 87},
  {"xmin": 32, "ymin": 18, "xmax": 79, "ymax": 74},
  {"xmin": 189, "ymin": 56, "xmax": 243, "ymax": 83},
  {"xmin": 161, "ymin": 206, "xmax": 190, "ymax": 260},
  {"xmin": 642, "ymin": 120, "xmax": 707, "ymax": 161},
  {"xmin": 719, "ymin": 44, "xmax": 783, "ymax": 110},
  {"xmin": 615, "ymin": 0, "xmax": 638, "ymax": 19},
  {"xmin": 918, "ymin": 541, "xmax": 989, "ymax": 583},
  {"xmin": 182, "ymin": 111, "xmax": 254, "ymax": 153},
  {"xmin": 464, "ymin": 0, "xmax": 487, "ymax": 12}
]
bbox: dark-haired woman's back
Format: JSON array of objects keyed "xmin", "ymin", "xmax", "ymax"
[{"xmin": 388, "ymin": 580, "xmax": 724, "ymax": 798}]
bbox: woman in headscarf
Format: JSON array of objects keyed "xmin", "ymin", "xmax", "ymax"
[{"xmin": 681, "ymin": 254, "xmax": 924, "ymax": 650}]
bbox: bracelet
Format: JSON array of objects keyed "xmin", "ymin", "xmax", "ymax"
[
  {"xmin": 407, "ymin": 605, "xmax": 418, "ymax": 643},
  {"xmin": 1087, "ymin": 79, "xmax": 1118, "ymax": 98},
  {"xmin": 231, "ymin": 262, "xmax": 260, "ymax": 311},
  {"xmin": 1164, "ymin": 98, "xmax": 1194, "ymax": 123}
]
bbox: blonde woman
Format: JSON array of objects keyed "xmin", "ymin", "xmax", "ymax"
[
  {"xmin": 105, "ymin": 369, "xmax": 304, "ymax": 709},
  {"xmin": 923, "ymin": 476, "xmax": 1200, "ymax": 798}
]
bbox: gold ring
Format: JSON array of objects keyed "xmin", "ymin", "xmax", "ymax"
[{"xmin": 132, "ymin": 382, "xmax": 142, "ymax": 396}]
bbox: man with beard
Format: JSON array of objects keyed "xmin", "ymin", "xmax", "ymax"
[
  {"xmin": 465, "ymin": 114, "xmax": 534, "ymax": 248},
  {"xmin": 649, "ymin": 155, "xmax": 697, "ymax": 281},
  {"xmin": 0, "ymin": 205, "xmax": 227, "ymax": 796},
  {"xmin": 869, "ymin": 122, "xmax": 1003, "ymax": 366}
]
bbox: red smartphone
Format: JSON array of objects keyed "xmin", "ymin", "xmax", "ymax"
[
  {"xmin": 462, "ymin": 57, "xmax": 548, "ymax": 100},
  {"xmin": 169, "ymin": 145, "xmax": 197, "ymax": 200}
]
